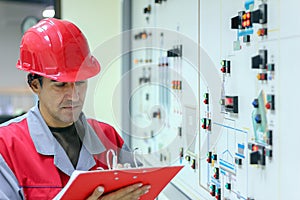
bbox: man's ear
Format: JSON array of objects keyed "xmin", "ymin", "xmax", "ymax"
[{"xmin": 30, "ymin": 79, "xmax": 41, "ymax": 94}]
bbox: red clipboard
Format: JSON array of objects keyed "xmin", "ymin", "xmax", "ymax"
[{"xmin": 54, "ymin": 165, "xmax": 183, "ymax": 200}]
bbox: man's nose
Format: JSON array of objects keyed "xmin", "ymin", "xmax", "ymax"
[{"xmin": 67, "ymin": 82, "xmax": 80, "ymax": 101}]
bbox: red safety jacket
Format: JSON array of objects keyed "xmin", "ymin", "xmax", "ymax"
[{"xmin": 0, "ymin": 117, "xmax": 124, "ymax": 199}]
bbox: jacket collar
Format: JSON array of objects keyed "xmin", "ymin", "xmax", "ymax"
[{"xmin": 26, "ymin": 105, "xmax": 106, "ymax": 175}]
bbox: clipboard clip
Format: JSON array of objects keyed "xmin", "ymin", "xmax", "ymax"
[
  {"xmin": 106, "ymin": 149, "xmax": 118, "ymax": 170},
  {"xmin": 103, "ymin": 148, "xmax": 143, "ymax": 170}
]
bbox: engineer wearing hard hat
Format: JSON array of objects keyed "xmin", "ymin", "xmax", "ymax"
[{"xmin": 0, "ymin": 18, "xmax": 150, "ymax": 200}]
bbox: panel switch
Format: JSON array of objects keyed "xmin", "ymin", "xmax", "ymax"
[
  {"xmin": 251, "ymin": 3, "xmax": 267, "ymax": 24},
  {"xmin": 225, "ymin": 96, "xmax": 239, "ymax": 113},
  {"xmin": 252, "ymin": 49, "xmax": 267, "ymax": 69}
]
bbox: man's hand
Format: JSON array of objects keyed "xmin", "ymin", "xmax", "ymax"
[{"xmin": 86, "ymin": 183, "xmax": 151, "ymax": 200}]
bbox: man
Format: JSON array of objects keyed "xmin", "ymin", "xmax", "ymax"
[{"xmin": 0, "ymin": 18, "xmax": 150, "ymax": 199}]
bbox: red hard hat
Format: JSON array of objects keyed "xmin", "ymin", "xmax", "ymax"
[{"xmin": 16, "ymin": 18, "xmax": 100, "ymax": 82}]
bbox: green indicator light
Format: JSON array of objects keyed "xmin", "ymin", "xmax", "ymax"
[{"xmin": 220, "ymin": 99, "xmax": 224, "ymax": 105}]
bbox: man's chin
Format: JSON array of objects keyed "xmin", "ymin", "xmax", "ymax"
[{"xmin": 61, "ymin": 112, "xmax": 81, "ymax": 123}]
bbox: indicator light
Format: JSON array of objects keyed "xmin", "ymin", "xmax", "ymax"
[
  {"xmin": 215, "ymin": 188, "xmax": 221, "ymax": 200},
  {"xmin": 225, "ymin": 183, "xmax": 231, "ymax": 190},
  {"xmin": 185, "ymin": 155, "xmax": 191, "ymax": 162},
  {"xmin": 241, "ymin": 12, "xmax": 252, "ymax": 28},
  {"xmin": 141, "ymin": 33, "xmax": 147, "ymax": 39},
  {"xmin": 257, "ymin": 73, "xmax": 267, "ymax": 80},
  {"xmin": 242, "ymin": 21, "xmax": 246, "ymax": 27},
  {"xmin": 225, "ymin": 97, "xmax": 233, "ymax": 105},
  {"xmin": 242, "ymin": 14, "xmax": 247, "ymax": 20},
  {"xmin": 252, "ymin": 145, "xmax": 259, "ymax": 152},
  {"xmin": 203, "ymin": 93, "xmax": 209, "ymax": 104},
  {"xmin": 210, "ymin": 185, "xmax": 216, "ymax": 196},
  {"xmin": 191, "ymin": 159, "xmax": 196, "ymax": 169},
  {"xmin": 257, "ymin": 28, "xmax": 268, "ymax": 36},
  {"xmin": 179, "ymin": 147, "xmax": 184, "ymax": 158},
  {"xmin": 246, "ymin": 12, "xmax": 250, "ymax": 19},
  {"xmin": 250, "ymin": 145, "xmax": 266, "ymax": 165},
  {"xmin": 207, "ymin": 152, "xmax": 212, "ymax": 163},
  {"xmin": 220, "ymin": 60, "xmax": 231, "ymax": 74},
  {"xmin": 225, "ymin": 96, "xmax": 239, "ymax": 113},
  {"xmin": 133, "ymin": 59, "xmax": 139, "ymax": 64},
  {"xmin": 220, "ymin": 99, "xmax": 225, "ymax": 105},
  {"xmin": 201, "ymin": 118, "xmax": 207, "ymax": 129},
  {"xmin": 213, "ymin": 167, "xmax": 219, "ymax": 179},
  {"xmin": 246, "ymin": 20, "xmax": 250, "ymax": 26},
  {"xmin": 266, "ymin": 94, "xmax": 275, "ymax": 110},
  {"xmin": 201, "ymin": 118, "xmax": 211, "ymax": 130}
]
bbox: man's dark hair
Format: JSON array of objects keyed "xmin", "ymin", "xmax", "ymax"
[{"xmin": 27, "ymin": 73, "xmax": 43, "ymax": 87}]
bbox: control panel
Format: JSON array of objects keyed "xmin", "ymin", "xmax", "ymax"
[{"xmin": 126, "ymin": 0, "xmax": 300, "ymax": 199}]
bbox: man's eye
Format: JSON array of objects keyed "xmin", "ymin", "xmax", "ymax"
[
  {"xmin": 75, "ymin": 81, "xmax": 86, "ymax": 86},
  {"xmin": 55, "ymin": 82, "xmax": 67, "ymax": 87}
]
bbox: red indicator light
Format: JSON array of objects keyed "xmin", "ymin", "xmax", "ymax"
[
  {"xmin": 252, "ymin": 145, "xmax": 259, "ymax": 151},
  {"xmin": 141, "ymin": 33, "xmax": 147, "ymax": 39},
  {"xmin": 246, "ymin": 12, "xmax": 250, "ymax": 19},
  {"xmin": 265, "ymin": 102, "xmax": 271, "ymax": 109},
  {"xmin": 242, "ymin": 21, "xmax": 247, "ymax": 27},
  {"xmin": 225, "ymin": 97, "xmax": 233, "ymax": 105},
  {"xmin": 246, "ymin": 20, "xmax": 250, "ymax": 27}
]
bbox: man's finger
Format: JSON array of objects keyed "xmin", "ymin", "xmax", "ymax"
[
  {"xmin": 86, "ymin": 186, "xmax": 104, "ymax": 200},
  {"xmin": 103, "ymin": 183, "xmax": 143, "ymax": 199}
]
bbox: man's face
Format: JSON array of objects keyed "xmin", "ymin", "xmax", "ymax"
[{"xmin": 32, "ymin": 77, "xmax": 88, "ymax": 127}]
